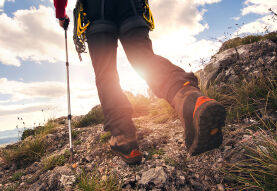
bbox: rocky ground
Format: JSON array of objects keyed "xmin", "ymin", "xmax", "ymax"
[
  {"xmin": 1, "ymin": 38, "xmax": 276, "ymax": 191},
  {"xmin": 0, "ymin": 113, "xmax": 266, "ymax": 191}
]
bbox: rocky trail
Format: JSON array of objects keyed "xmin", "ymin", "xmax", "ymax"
[
  {"xmin": 1, "ymin": 36, "xmax": 277, "ymax": 191},
  {"xmin": 0, "ymin": 114, "xmax": 265, "ymax": 191}
]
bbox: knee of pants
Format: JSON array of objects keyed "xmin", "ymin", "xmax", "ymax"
[
  {"xmin": 95, "ymin": 72, "xmax": 120, "ymax": 86},
  {"xmin": 86, "ymin": 20, "xmax": 118, "ymax": 36},
  {"xmin": 119, "ymin": 16, "xmax": 149, "ymax": 35}
]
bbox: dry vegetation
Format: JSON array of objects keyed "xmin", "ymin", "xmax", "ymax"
[
  {"xmin": 203, "ymin": 71, "xmax": 277, "ymax": 190},
  {"xmin": 219, "ymin": 32, "xmax": 277, "ymax": 53},
  {"xmin": 1, "ymin": 120, "xmax": 58, "ymax": 169}
]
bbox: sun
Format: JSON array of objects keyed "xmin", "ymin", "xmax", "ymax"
[{"xmin": 118, "ymin": 65, "xmax": 148, "ymax": 96}]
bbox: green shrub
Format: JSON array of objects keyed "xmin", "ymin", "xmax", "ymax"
[
  {"xmin": 241, "ymin": 35, "xmax": 262, "ymax": 45},
  {"xmin": 35, "ymin": 120, "xmax": 57, "ymax": 136},
  {"xmin": 42, "ymin": 154, "xmax": 67, "ymax": 171},
  {"xmin": 64, "ymin": 149, "xmax": 71, "ymax": 158},
  {"xmin": 74, "ymin": 139, "xmax": 82, "ymax": 146},
  {"xmin": 72, "ymin": 130, "xmax": 79, "ymax": 139},
  {"xmin": 100, "ymin": 132, "xmax": 112, "ymax": 143},
  {"xmin": 75, "ymin": 105, "xmax": 104, "ymax": 128},
  {"xmin": 264, "ymin": 32, "xmax": 277, "ymax": 43},
  {"xmin": 21, "ymin": 120, "xmax": 57, "ymax": 140},
  {"xmin": 77, "ymin": 169, "xmax": 121, "ymax": 191},
  {"xmin": 145, "ymin": 148, "xmax": 165, "ymax": 160},
  {"xmin": 21, "ymin": 129, "xmax": 35, "ymax": 140},
  {"xmin": 219, "ymin": 32, "xmax": 277, "ymax": 53},
  {"xmin": 2, "ymin": 136, "xmax": 47, "ymax": 168},
  {"xmin": 219, "ymin": 37, "xmax": 243, "ymax": 52},
  {"xmin": 3, "ymin": 120, "xmax": 58, "ymax": 168},
  {"xmin": 11, "ymin": 171, "xmax": 24, "ymax": 181}
]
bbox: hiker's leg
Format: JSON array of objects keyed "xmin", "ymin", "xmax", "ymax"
[
  {"xmin": 87, "ymin": 32, "xmax": 136, "ymax": 137},
  {"xmin": 84, "ymin": 0, "xmax": 142, "ymax": 165},
  {"xmin": 84, "ymin": 0, "xmax": 136, "ymax": 137},
  {"xmin": 120, "ymin": 27, "xmax": 198, "ymax": 103},
  {"xmin": 120, "ymin": 27, "xmax": 226, "ymax": 156},
  {"xmin": 117, "ymin": 0, "xmax": 225, "ymax": 156}
]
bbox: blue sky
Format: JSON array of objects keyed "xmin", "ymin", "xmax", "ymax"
[{"xmin": 0, "ymin": 0, "xmax": 276, "ymax": 131}]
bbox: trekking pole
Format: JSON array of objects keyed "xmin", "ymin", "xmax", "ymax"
[{"xmin": 63, "ymin": 18, "xmax": 73, "ymax": 164}]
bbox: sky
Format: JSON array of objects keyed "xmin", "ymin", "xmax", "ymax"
[{"xmin": 0, "ymin": 0, "xmax": 276, "ymax": 131}]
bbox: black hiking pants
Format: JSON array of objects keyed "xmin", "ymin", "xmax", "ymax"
[{"xmin": 83, "ymin": 0, "xmax": 198, "ymax": 137}]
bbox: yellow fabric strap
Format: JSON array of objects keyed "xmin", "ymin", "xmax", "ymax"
[
  {"xmin": 77, "ymin": 4, "xmax": 90, "ymax": 38},
  {"xmin": 143, "ymin": 1, "xmax": 155, "ymax": 30}
]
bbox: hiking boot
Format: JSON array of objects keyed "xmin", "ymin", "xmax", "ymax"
[
  {"xmin": 109, "ymin": 135, "xmax": 142, "ymax": 165},
  {"xmin": 172, "ymin": 82, "xmax": 226, "ymax": 156}
]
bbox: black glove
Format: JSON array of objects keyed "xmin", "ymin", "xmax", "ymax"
[
  {"xmin": 59, "ymin": 17, "xmax": 70, "ymax": 31},
  {"xmin": 64, "ymin": 17, "xmax": 70, "ymax": 30}
]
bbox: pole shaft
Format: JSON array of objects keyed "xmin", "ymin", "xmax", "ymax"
[{"xmin": 65, "ymin": 30, "xmax": 73, "ymax": 163}]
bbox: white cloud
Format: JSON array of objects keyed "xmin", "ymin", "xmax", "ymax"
[
  {"xmin": 236, "ymin": 15, "xmax": 277, "ymax": 35},
  {"xmin": 0, "ymin": 77, "xmax": 99, "ymax": 130},
  {"xmin": 0, "ymin": 77, "xmax": 99, "ymax": 113},
  {"xmin": 0, "ymin": 0, "xmax": 4, "ymax": 11},
  {"xmin": 0, "ymin": 1, "xmax": 221, "ymax": 68},
  {"xmin": 230, "ymin": 1, "xmax": 277, "ymax": 37},
  {"xmin": 231, "ymin": 16, "xmax": 241, "ymax": 21},
  {"xmin": 150, "ymin": 0, "xmax": 209, "ymax": 37},
  {"xmin": 0, "ymin": 103, "xmax": 53, "ymax": 116},
  {"xmin": 0, "ymin": 78, "xmax": 66, "ymax": 101},
  {"xmin": 194, "ymin": 0, "xmax": 221, "ymax": 6},
  {"xmin": 0, "ymin": 105, "xmax": 56, "ymax": 131},
  {"xmin": 0, "ymin": 5, "xmax": 83, "ymax": 67},
  {"xmin": 0, "ymin": 0, "xmax": 15, "ymax": 12},
  {"xmin": 0, "ymin": 48, "xmax": 21, "ymax": 66},
  {"xmin": 242, "ymin": 0, "xmax": 277, "ymax": 16}
]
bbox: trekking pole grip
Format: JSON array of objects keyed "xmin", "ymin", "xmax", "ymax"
[{"xmin": 63, "ymin": 17, "xmax": 70, "ymax": 31}]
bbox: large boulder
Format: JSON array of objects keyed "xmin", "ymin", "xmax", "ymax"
[{"xmin": 196, "ymin": 39, "xmax": 277, "ymax": 89}]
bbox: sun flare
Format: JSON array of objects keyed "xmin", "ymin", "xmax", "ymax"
[{"xmin": 119, "ymin": 66, "xmax": 149, "ymax": 96}]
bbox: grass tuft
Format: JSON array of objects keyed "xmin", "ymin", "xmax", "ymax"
[
  {"xmin": 21, "ymin": 129, "xmax": 36, "ymax": 140},
  {"xmin": 77, "ymin": 169, "xmax": 121, "ymax": 191},
  {"xmin": 164, "ymin": 157, "xmax": 187, "ymax": 171},
  {"xmin": 145, "ymin": 148, "xmax": 165, "ymax": 160},
  {"xmin": 42, "ymin": 153, "xmax": 68, "ymax": 171},
  {"xmin": 35, "ymin": 120, "xmax": 57, "ymax": 136},
  {"xmin": 11, "ymin": 171, "xmax": 24, "ymax": 181},
  {"xmin": 74, "ymin": 139, "xmax": 82, "ymax": 146},
  {"xmin": 21, "ymin": 120, "xmax": 57, "ymax": 140},
  {"xmin": 203, "ymin": 73, "xmax": 277, "ymax": 122},
  {"xmin": 224, "ymin": 128, "xmax": 277, "ymax": 190},
  {"xmin": 2, "ymin": 136, "xmax": 47, "ymax": 168},
  {"xmin": 100, "ymin": 132, "xmax": 112, "ymax": 144},
  {"xmin": 2, "ymin": 120, "xmax": 58, "ymax": 169},
  {"xmin": 219, "ymin": 32, "xmax": 277, "ymax": 53},
  {"xmin": 72, "ymin": 130, "xmax": 79, "ymax": 139}
]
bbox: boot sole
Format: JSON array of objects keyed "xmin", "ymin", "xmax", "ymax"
[
  {"xmin": 189, "ymin": 101, "xmax": 226, "ymax": 156},
  {"xmin": 111, "ymin": 149, "xmax": 142, "ymax": 165}
]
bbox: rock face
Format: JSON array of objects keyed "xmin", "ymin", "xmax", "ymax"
[
  {"xmin": 28, "ymin": 166, "xmax": 74, "ymax": 191},
  {"xmin": 139, "ymin": 167, "xmax": 167, "ymax": 187},
  {"xmin": 196, "ymin": 39, "xmax": 277, "ymax": 89}
]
